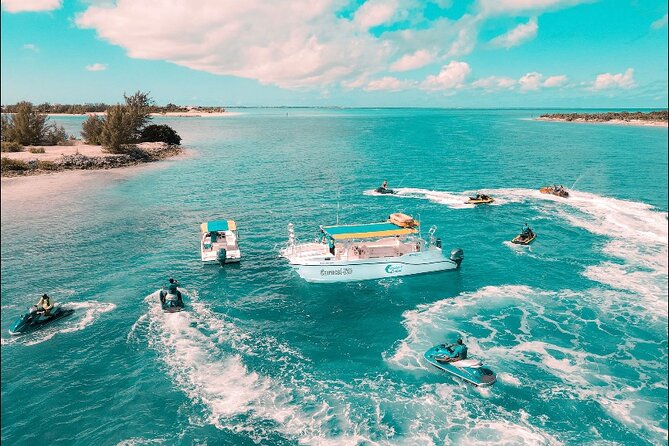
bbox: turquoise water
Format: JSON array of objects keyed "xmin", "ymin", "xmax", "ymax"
[{"xmin": 1, "ymin": 109, "xmax": 667, "ymax": 445}]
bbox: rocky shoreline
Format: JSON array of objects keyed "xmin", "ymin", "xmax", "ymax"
[
  {"xmin": 1, "ymin": 142, "xmax": 183, "ymax": 177},
  {"xmin": 536, "ymin": 111, "xmax": 668, "ymax": 127}
]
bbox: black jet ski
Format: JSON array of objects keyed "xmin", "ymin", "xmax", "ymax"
[
  {"xmin": 375, "ymin": 187, "xmax": 397, "ymax": 195},
  {"xmin": 9, "ymin": 303, "xmax": 74, "ymax": 335},
  {"xmin": 159, "ymin": 289, "xmax": 184, "ymax": 313}
]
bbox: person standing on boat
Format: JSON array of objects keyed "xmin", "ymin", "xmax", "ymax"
[
  {"xmin": 327, "ymin": 237, "xmax": 336, "ymax": 256},
  {"xmin": 35, "ymin": 293, "xmax": 54, "ymax": 316}
]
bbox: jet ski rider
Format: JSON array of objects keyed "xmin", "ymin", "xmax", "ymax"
[
  {"xmin": 442, "ymin": 338, "xmax": 468, "ymax": 361},
  {"xmin": 167, "ymin": 278, "xmax": 183, "ymax": 304},
  {"xmin": 381, "ymin": 180, "xmax": 388, "ymax": 190},
  {"xmin": 35, "ymin": 293, "xmax": 54, "ymax": 316}
]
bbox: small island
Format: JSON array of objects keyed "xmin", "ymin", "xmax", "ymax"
[
  {"xmin": 2, "ymin": 92, "xmax": 185, "ymax": 177},
  {"xmin": 536, "ymin": 110, "xmax": 668, "ymax": 127}
]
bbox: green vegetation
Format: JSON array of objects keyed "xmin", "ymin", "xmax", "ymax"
[
  {"xmin": 1, "ymin": 141, "xmax": 23, "ymax": 152},
  {"xmin": 1, "ymin": 157, "xmax": 29, "ymax": 172},
  {"xmin": 1, "ymin": 102, "xmax": 68, "ymax": 146},
  {"xmin": 140, "ymin": 124, "xmax": 182, "ymax": 145},
  {"xmin": 540, "ymin": 110, "xmax": 668, "ymax": 122},
  {"xmin": 1, "ymin": 102, "xmax": 225, "ymax": 114},
  {"xmin": 99, "ymin": 104, "xmax": 135, "ymax": 153},
  {"xmin": 81, "ymin": 114, "xmax": 104, "ymax": 144},
  {"xmin": 86, "ymin": 91, "xmax": 183, "ymax": 153},
  {"xmin": 37, "ymin": 160, "xmax": 59, "ymax": 170}
]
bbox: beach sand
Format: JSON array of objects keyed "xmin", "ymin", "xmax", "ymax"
[{"xmin": 2, "ymin": 140, "xmax": 172, "ymax": 162}]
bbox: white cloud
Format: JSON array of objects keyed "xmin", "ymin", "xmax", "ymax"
[
  {"xmin": 479, "ymin": 0, "xmax": 587, "ymax": 15},
  {"xmin": 543, "ymin": 74, "xmax": 567, "ymax": 87},
  {"xmin": 354, "ymin": 0, "xmax": 399, "ymax": 30},
  {"xmin": 76, "ymin": 0, "xmax": 391, "ymax": 89},
  {"xmin": 364, "ymin": 76, "xmax": 412, "ymax": 91},
  {"xmin": 1, "ymin": 0, "xmax": 61, "ymax": 12},
  {"xmin": 591, "ymin": 68, "xmax": 635, "ymax": 90},
  {"xmin": 471, "ymin": 76, "xmax": 516, "ymax": 90},
  {"xmin": 71, "ymin": 0, "xmax": 583, "ymax": 91},
  {"xmin": 23, "ymin": 43, "xmax": 39, "ymax": 52},
  {"xmin": 651, "ymin": 13, "xmax": 668, "ymax": 30},
  {"xmin": 518, "ymin": 72, "xmax": 542, "ymax": 91},
  {"xmin": 390, "ymin": 49, "xmax": 434, "ymax": 72},
  {"xmin": 421, "ymin": 61, "xmax": 471, "ymax": 91},
  {"xmin": 85, "ymin": 63, "xmax": 107, "ymax": 71},
  {"xmin": 489, "ymin": 18, "xmax": 538, "ymax": 48}
]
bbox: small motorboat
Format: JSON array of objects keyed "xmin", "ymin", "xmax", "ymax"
[
  {"xmin": 424, "ymin": 344, "xmax": 496, "ymax": 387},
  {"xmin": 159, "ymin": 288, "xmax": 184, "ymax": 313},
  {"xmin": 9, "ymin": 303, "xmax": 74, "ymax": 335},
  {"xmin": 540, "ymin": 185, "xmax": 569, "ymax": 198},
  {"xmin": 200, "ymin": 220, "xmax": 241, "ymax": 265},
  {"xmin": 375, "ymin": 186, "xmax": 396, "ymax": 195},
  {"xmin": 511, "ymin": 229, "xmax": 536, "ymax": 245},
  {"xmin": 466, "ymin": 193, "xmax": 494, "ymax": 205}
]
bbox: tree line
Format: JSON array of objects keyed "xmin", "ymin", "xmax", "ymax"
[
  {"xmin": 1, "ymin": 102, "xmax": 224, "ymax": 114},
  {"xmin": 2, "ymin": 92, "xmax": 182, "ymax": 153},
  {"xmin": 540, "ymin": 111, "xmax": 668, "ymax": 122}
]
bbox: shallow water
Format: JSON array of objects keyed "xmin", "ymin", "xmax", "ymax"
[{"xmin": 1, "ymin": 109, "xmax": 667, "ymax": 445}]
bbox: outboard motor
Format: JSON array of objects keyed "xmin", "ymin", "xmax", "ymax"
[
  {"xmin": 450, "ymin": 248, "xmax": 464, "ymax": 267},
  {"xmin": 216, "ymin": 248, "xmax": 227, "ymax": 266}
]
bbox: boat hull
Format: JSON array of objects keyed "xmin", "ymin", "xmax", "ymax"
[
  {"xmin": 424, "ymin": 345, "xmax": 496, "ymax": 387},
  {"xmin": 287, "ymin": 251, "xmax": 459, "ymax": 283}
]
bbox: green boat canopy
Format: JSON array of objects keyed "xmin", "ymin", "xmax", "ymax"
[
  {"xmin": 201, "ymin": 220, "xmax": 237, "ymax": 233},
  {"xmin": 321, "ymin": 222, "xmax": 417, "ymax": 240}
]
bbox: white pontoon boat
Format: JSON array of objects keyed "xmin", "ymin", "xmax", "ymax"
[{"xmin": 280, "ymin": 213, "xmax": 463, "ymax": 283}]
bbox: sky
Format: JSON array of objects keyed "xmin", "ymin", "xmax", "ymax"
[{"xmin": 1, "ymin": 0, "xmax": 667, "ymax": 107}]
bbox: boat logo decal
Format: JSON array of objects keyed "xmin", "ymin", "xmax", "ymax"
[
  {"xmin": 320, "ymin": 268, "xmax": 353, "ymax": 276},
  {"xmin": 385, "ymin": 265, "xmax": 403, "ymax": 274}
]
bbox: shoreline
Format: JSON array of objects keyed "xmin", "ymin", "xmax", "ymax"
[
  {"xmin": 44, "ymin": 111, "xmax": 241, "ymax": 118},
  {"xmin": 535, "ymin": 116, "xmax": 667, "ymax": 128},
  {"xmin": 1, "ymin": 140, "xmax": 186, "ymax": 178}
]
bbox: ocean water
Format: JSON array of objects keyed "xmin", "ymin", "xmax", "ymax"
[{"xmin": 1, "ymin": 109, "xmax": 667, "ymax": 445}]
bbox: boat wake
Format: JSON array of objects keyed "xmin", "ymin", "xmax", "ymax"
[
  {"xmin": 130, "ymin": 290, "xmax": 382, "ymax": 444},
  {"xmin": 385, "ymin": 285, "xmax": 668, "ymax": 444},
  {"xmin": 377, "ymin": 186, "xmax": 668, "ymax": 320},
  {"xmin": 2, "ymin": 301, "xmax": 116, "ymax": 346},
  {"xmin": 128, "ymin": 289, "xmax": 573, "ymax": 444}
]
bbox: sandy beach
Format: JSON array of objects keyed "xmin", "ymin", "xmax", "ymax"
[
  {"xmin": 1, "ymin": 140, "xmax": 188, "ymax": 178},
  {"xmin": 2, "ymin": 140, "xmax": 169, "ymax": 162},
  {"xmin": 535, "ymin": 117, "xmax": 668, "ymax": 127}
]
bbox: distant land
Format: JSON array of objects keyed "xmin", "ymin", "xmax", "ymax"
[
  {"xmin": 537, "ymin": 110, "xmax": 667, "ymax": 127},
  {"xmin": 0, "ymin": 102, "xmax": 225, "ymax": 115}
]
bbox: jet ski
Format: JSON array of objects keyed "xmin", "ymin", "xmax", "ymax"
[
  {"xmin": 512, "ymin": 229, "xmax": 536, "ymax": 245},
  {"xmin": 540, "ymin": 186, "xmax": 569, "ymax": 198},
  {"xmin": 466, "ymin": 194, "xmax": 494, "ymax": 204},
  {"xmin": 159, "ymin": 289, "xmax": 184, "ymax": 313},
  {"xmin": 9, "ymin": 303, "xmax": 74, "ymax": 335},
  {"xmin": 424, "ymin": 344, "xmax": 496, "ymax": 387},
  {"xmin": 375, "ymin": 187, "xmax": 397, "ymax": 195}
]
